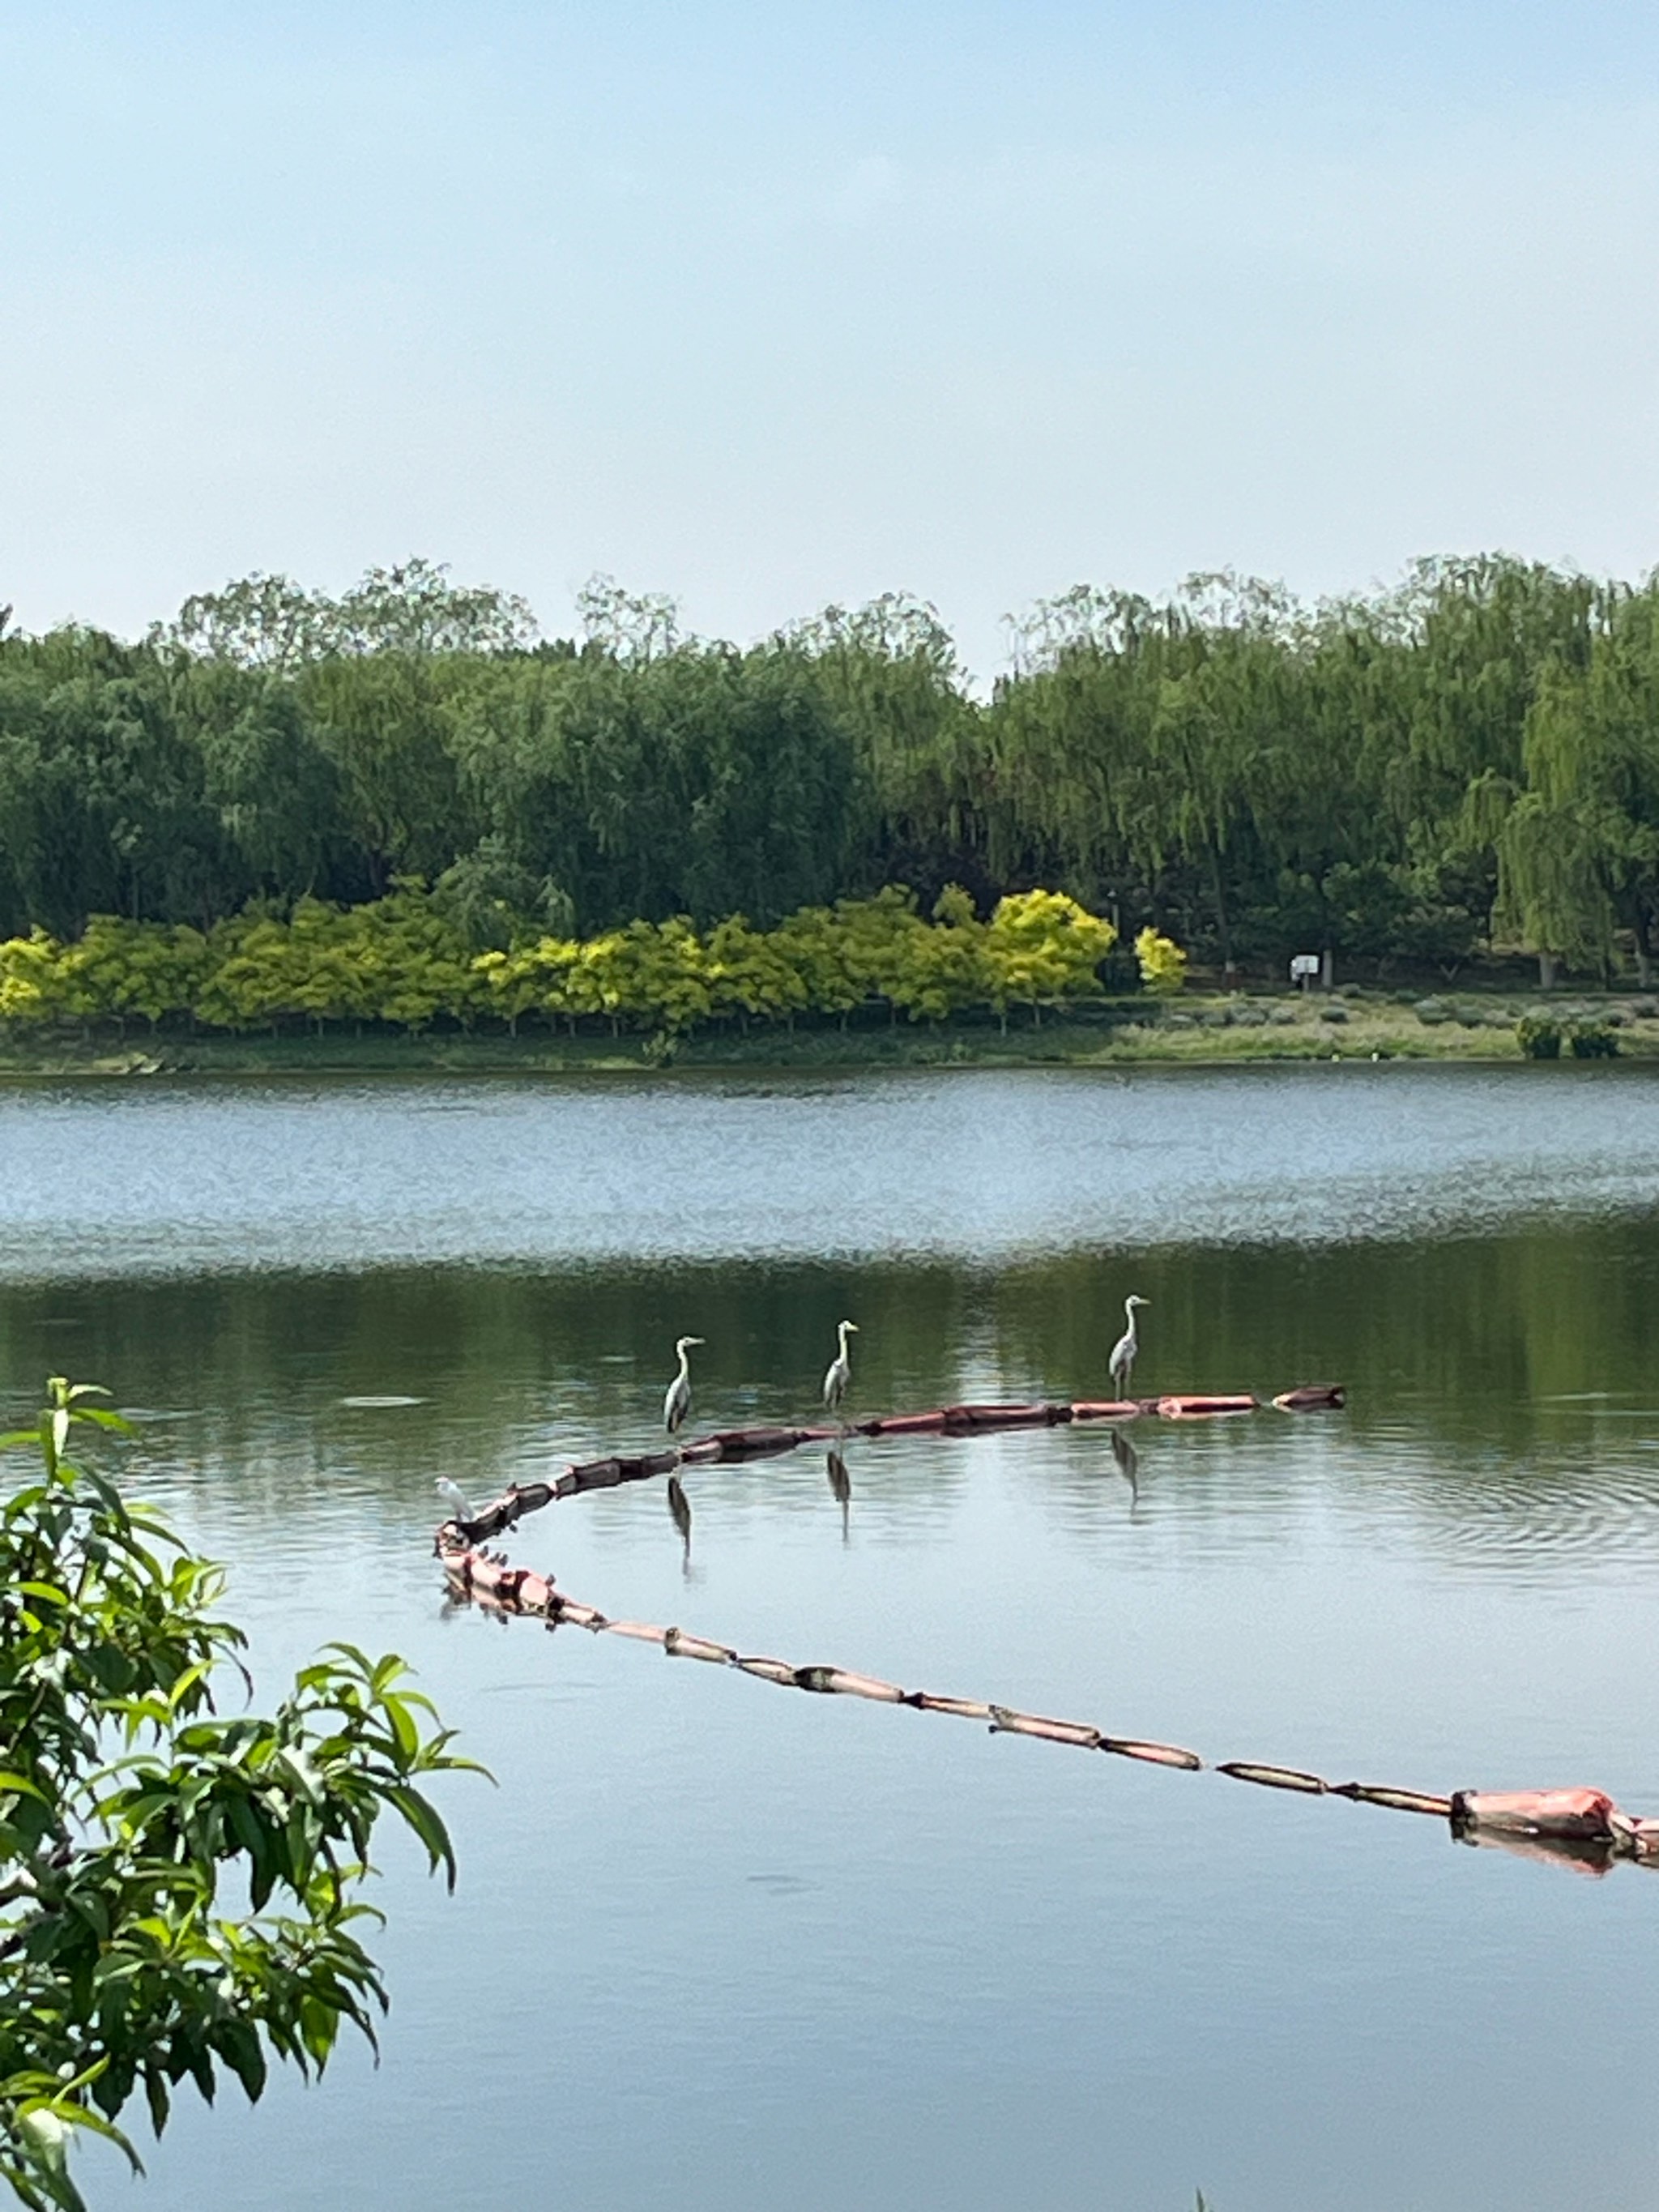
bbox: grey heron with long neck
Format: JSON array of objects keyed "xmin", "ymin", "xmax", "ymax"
[
  {"xmin": 663, "ymin": 1334, "xmax": 704, "ymax": 1437},
  {"xmin": 822, "ymin": 1319, "xmax": 859, "ymax": 1429},
  {"xmin": 1109, "ymin": 1294, "xmax": 1149, "ymax": 1395}
]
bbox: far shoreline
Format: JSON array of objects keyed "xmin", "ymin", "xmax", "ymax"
[{"xmin": 2, "ymin": 992, "xmax": 1654, "ymax": 1081}]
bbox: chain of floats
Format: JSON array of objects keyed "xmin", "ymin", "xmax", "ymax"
[{"xmin": 434, "ymin": 1385, "xmax": 1659, "ymax": 1873}]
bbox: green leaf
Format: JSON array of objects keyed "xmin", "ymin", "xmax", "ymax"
[{"xmin": 384, "ymin": 1785, "xmax": 458, "ymax": 1890}]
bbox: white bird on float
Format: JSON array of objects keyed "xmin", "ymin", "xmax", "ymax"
[
  {"xmin": 434, "ymin": 1477, "xmax": 476, "ymax": 1522},
  {"xmin": 663, "ymin": 1335, "xmax": 705, "ymax": 1437},
  {"xmin": 821, "ymin": 1319, "xmax": 859, "ymax": 1426},
  {"xmin": 1109, "ymin": 1294, "xmax": 1150, "ymax": 1396}
]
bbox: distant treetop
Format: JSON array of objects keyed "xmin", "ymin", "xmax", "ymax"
[{"xmin": 155, "ymin": 557, "xmax": 541, "ymax": 668}]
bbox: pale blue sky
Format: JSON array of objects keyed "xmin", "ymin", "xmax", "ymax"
[{"xmin": 3, "ymin": 2, "xmax": 1657, "ymax": 673}]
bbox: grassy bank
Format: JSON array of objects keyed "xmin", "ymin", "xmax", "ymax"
[{"xmin": 3, "ymin": 991, "xmax": 1657, "ymax": 1078}]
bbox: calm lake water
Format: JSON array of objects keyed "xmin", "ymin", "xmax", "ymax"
[{"xmin": 3, "ymin": 1065, "xmax": 1657, "ymax": 2211}]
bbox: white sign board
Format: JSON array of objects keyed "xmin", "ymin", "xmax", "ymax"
[{"xmin": 1289, "ymin": 954, "xmax": 1320, "ymax": 980}]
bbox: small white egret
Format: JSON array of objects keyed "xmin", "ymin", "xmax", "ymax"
[
  {"xmin": 663, "ymin": 1335, "xmax": 705, "ymax": 1436},
  {"xmin": 434, "ymin": 1477, "xmax": 476, "ymax": 1522},
  {"xmin": 821, "ymin": 1319, "xmax": 859, "ymax": 1425},
  {"xmin": 1109, "ymin": 1294, "xmax": 1150, "ymax": 1395}
]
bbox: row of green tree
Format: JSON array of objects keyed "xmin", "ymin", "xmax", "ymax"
[
  {"xmin": 0, "ymin": 886, "xmax": 1179, "ymax": 1039},
  {"xmin": 4, "ymin": 554, "xmax": 1657, "ymax": 980}
]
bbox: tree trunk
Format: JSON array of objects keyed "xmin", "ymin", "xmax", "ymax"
[
  {"xmin": 1538, "ymin": 951, "xmax": 1557, "ymax": 990},
  {"xmin": 1632, "ymin": 906, "xmax": 1654, "ymax": 989},
  {"xmin": 1208, "ymin": 845, "xmax": 1233, "ymax": 971}
]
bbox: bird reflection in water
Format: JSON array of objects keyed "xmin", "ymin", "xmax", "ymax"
[
  {"xmin": 1110, "ymin": 1425, "xmax": 1140, "ymax": 1509},
  {"xmin": 826, "ymin": 1448, "xmax": 851, "ymax": 1542},
  {"xmin": 667, "ymin": 1473, "xmax": 693, "ymax": 1574}
]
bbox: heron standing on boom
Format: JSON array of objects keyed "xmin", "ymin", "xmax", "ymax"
[
  {"xmin": 822, "ymin": 1319, "xmax": 859, "ymax": 1430},
  {"xmin": 1109, "ymin": 1295, "xmax": 1149, "ymax": 1396},
  {"xmin": 663, "ymin": 1334, "xmax": 704, "ymax": 1437}
]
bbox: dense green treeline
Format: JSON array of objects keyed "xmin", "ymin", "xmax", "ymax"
[{"xmin": 4, "ymin": 553, "xmax": 1658, "ymax": 979}]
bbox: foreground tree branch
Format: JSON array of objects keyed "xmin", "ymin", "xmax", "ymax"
[{"xmin": 0, "ymin": 1379, "xmax": 480, "ymax": 2212}]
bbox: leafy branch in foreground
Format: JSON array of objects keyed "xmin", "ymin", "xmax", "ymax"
[{"xmin": 0, "ymin": 1379, "xmax": 480, "ymax": 2211}]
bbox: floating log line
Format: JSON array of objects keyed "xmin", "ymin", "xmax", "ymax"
[
  {"xmin": 439, "ymin": 1381, "xmax": 1349, "ymax": 1543},
  {"xmin": 434, "ymin": 1527, "xmax": 1659, "ymax": 1876}
]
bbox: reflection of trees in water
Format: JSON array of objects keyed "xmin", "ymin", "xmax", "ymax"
[
  {"xmin": 992, "ymin": 1225, "xmax": 1659, "ymax": 1444},
  {"xmin": 992, "ymin": 1225, "xmax": 1659, "ymax": 1561},
  {"xmin": 3, "ymin": 1223, "xmax": 1657, "ymax": 1561},
  {"xmin": 0, "ymin": 1264, "xmax": 979, "ymax": 1536}
]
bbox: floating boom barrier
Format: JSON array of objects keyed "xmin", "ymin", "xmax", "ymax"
[
  {"xmin": 431, "ymin": 1382, "xmax": 1659, "ymax": 1876},
  {"xmin": 440, "ymin": 1382, "xmax": 1346, "ymax": 1538}
]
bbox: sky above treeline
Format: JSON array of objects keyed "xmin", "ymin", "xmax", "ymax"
[{"xmin": 3, "ymin": 2, "xmax": 1657, "ymax": 677}]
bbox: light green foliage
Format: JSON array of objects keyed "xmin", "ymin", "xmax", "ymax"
[
  {"xmin": 703, "ymin": 917, "xmax": 809, "ymax": 1028},
  {"xmin": 1134, "ymin": 925, "xmax": 1188, "ymax": 993},
  {"xmin": 0, "ymin": 934, "xmax": 68, "ymax": 1032},
  {"xmin": 594, "ymin": 918, "xmax": 711, "ymax": 1036},
  {"xmin": 471, "ymin": 938, "xmax": 578, "ymax": 1035},
  {"xmin": 0, "ymin": 1381, "xmax": 476, "ymax": 2212},
  {"xmin": 883, "ymin": 886, "xmax": 989, "ymax": 1024},
  {"xmin": 981, "ymin": 890, "xmax": 1117, "ymax": 1027},
  {"xmin": 0, "ymin": 886, "xmax": 1122, "ymax": 1044},
  {"xmin": 767, "ymin": 906, "xmax": 861, "ymax": 1026}
]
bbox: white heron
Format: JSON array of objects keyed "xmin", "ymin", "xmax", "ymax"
[
  {"xmin": 821, "ymin": 1319, "xmax": 859, "ymax": 1426},
  {"xmin": 1109, "ymin": 1295, "xmax": 1150, "ymax": 1395},
  {"xmin": 663, "ymin": 1335, "xmax": 705, "ymax": 1436},
  {"xmin": 434, "ymin": 1477, "xmax": 476, "ymax": 1522}
]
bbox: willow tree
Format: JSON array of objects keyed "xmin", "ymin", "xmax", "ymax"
[
  {"xmin": 1499, "ymin": 595, "xmax": 1659, "ymax": 984},
  {"xmin": 781, "ymin": 596, "xmax": 983, "ymax": 901}
]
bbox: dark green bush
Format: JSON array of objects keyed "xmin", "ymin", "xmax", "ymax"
[
  {"xmin": 1569, "ymin": 1021, "xmax": 1618, "ymax": 1058},
  {"xmin": 1516, "ymin": 1014, "xmax": 1561, "ymax": 1058}
]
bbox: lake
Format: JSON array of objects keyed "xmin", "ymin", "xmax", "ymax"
[{"xmin": 2, "ymin": 1065, "xmax": 1657, "ymax": 2210}]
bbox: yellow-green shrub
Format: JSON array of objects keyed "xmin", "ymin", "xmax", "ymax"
[{"xmin": 1134, "ymin": 925, "xmax": 1188, "ymax": 995}]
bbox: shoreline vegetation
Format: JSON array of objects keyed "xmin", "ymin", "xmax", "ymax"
[
  {"xmin": 4, "ymin": 989, "xmax": 1654, "ymax": 1079},
  {"xmin": 6, "ymin": 554, "xmax": 1659, "ymax": 1000},
  {"xmin": 2, "ymin": 882, "xmax": 1649, "ymax": 1077}
]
